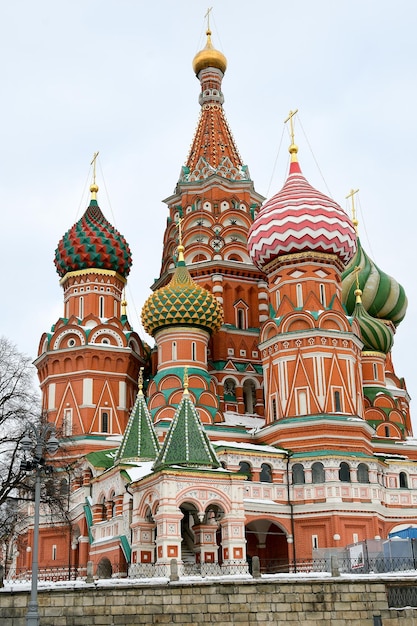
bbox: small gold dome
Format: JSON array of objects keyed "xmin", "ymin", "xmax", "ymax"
[{"xmin": 192, "ymin": 29, "xmax": 227, "ymax": 76}]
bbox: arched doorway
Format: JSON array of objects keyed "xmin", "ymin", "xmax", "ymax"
[
  {"xmin": 245, "ymin": 520, "xmax": 289, "ymax": 573},
  {"xmin": 243, "ymin": 379, "xmax": 256, "ymax": 413},
  {"xmin": 180, "ymin": 502, "xmax": 199, "ymax": 563}
]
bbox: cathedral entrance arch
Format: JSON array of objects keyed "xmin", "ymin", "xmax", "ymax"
[
  {"xmin": 245, "ymin": 519, "xmax": 289, "ymax": 573},
  {"xmin": 180, "ymin": 502, "xmax": 199, "ymax": 563}
]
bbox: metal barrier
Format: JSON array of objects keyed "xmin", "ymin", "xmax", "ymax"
[{"xmin": 387, "ymin": 585, "xmax": 417, "ymax": 608}]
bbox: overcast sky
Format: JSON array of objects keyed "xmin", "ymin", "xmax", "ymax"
[{"xmin": 1, "ymin": 1, "xmax": 416, "ymax": 426}]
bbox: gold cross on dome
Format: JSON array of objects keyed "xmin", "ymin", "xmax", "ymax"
[
  {"xmin": 346, "ymin": 188, "xmax": 359, "ymax": 231},
  {"xmin": 284, "ymin": 109, "xmax": 298, "ymax": 144},
  {"xmin": 138, "ymin": 367, "xmax": 144, "ymax": 394},
  {"xmin": 175, "ymin": 216, "xmax": 184, "ymax": 246},
  {"xmin": 183, "ymin": 366, "xmax": 189, "ymax": 395},
  {"xmin": 204, "ymin": 7, "xmax": 213, "ymax": 30},
  {"xmin": 90, "ymin": 151, "xmax": 99, "ymax": 186}
]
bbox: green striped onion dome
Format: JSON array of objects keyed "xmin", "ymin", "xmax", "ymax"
[
  {"xmin": 353, "ymin": 289, "xmax": 394, "ymax": 354},
  {"xmin": 55, "ymin": 200, "xmax": 132, "ymax": 278},
  {"xmin": 141, "ymin": 246, "xmax": 223, "ymax": 336},
  {"xmin": 342, "ymin": 238, "xmax": 407, "ymax": 327}
]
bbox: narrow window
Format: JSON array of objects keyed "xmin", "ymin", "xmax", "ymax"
[
  {"xmin": 191, "ymin": 341, "xmax": 196, "ymax": 361},
  {"xmin": 296, "ymin": 283, "xmax": 303, "ymax": 307},
  {"xmin": 79, "ymin": 296, "xmax": 84, "ymax": 319},
  {"xmin": 312, "ymin": 535, "xmax": 319, "ymax": 550},
  {"xmin": 334, "ymin": 390, "xmax": 342, "ymax": 413},
  {"xmin": 101, "ymin": 411, "xmax": 109, "ymax": 433},
  {"xmin": 319, "ymin": 284, "xmax": 326, "ymax": 307},
  {"xmin": 272, "ymin": 397, "xmax": 277, "ymax": 421},
  {"xmin": 353, "ymin": 533, "xmax": 359, "ymax": 544},
  {"xmin": 52, "ymin": 545, "xmax": 57, "ymax": 561},
  {"xmin": 237, "ymin": 309, "xmax": 245, "ymax": 329},
  {"xmin": 384, "ymin": 425, "xmax": 390, "ymax": 437},
  {"xmin": 63, "ymin": 408, "xmax": 72, "ymax": 436},
  {"xmin": 373, "ymin": 363, "xmax": 378, "ymax": 379},
  {"xmin": 399, "ymin": 472, "xmax": 408, "ymax": 489},
  {"xmin": 276, "ymin": 290, "xmax": 281, "ymax": 309},
  {"xmin": 172, "ymin": 341, "xmax": 177, "ymax": 361},
  {"xmin": 99, "ymin": 296, "xmax": 104, "ymax": 318},
  {"xmin": 297, "ymin": 390, "xmax": 308, "ymax": 415}
]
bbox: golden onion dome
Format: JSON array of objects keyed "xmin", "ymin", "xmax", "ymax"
[
  {"xmin": 141, "ymin": 246, "xmax": 224, "ymax": 336},
  {"xmin": 192, "ymin": 29, "xmax": 227, "ymax": 76}
]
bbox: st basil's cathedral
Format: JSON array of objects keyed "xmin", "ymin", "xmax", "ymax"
[{"xmin": 16, "ymin": 24, "xmax": 415, "ymax": 576}]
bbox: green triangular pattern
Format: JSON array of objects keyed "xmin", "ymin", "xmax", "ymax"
[
  {"xmin": 115, "ymin": 391, "xmax": 160, "ymax": 462},
  {"xmin": 153, "ymin": 393, "xmax": 220, "ymax": 471}
]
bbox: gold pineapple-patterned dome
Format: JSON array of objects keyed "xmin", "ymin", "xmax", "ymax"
[{"xmin": 141, "ymin": 245, "xmax": 224, "ymax": 336}]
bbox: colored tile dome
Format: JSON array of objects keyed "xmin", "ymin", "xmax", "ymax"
[
  {"xmin": 54, "ymin": 195, "xmax": 132, "ymax": 279},
  {"xmin": 353, "ymin": 289, "xmax": 394, "ymax": 354},
  {"xmin": 141, "ymin": 246, "xmax": 224, "ymax": 336},
  {"xmin": 342, "ymin": 238, "xmax": 407, "ymax": 327},
  {"xmin": 247, "ymin": 150, "xmax": 357, "ymax": 271},
  {"xmin": 192, "ymin": 29, "xmax": 227, "ymax": 76}
]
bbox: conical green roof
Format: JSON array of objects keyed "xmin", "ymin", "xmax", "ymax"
[
  {"xmin": 153, "ymin": 390, "xmax": 220, "ymax": 471},
  {"xmin": 115, "ymin": 388, "xmax": 160, "ymax": 463}
]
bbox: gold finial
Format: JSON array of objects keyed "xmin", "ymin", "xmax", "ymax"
[
  {"xmin": 183, "ymin": 367, "xmax": 189, "ymax": 395},
  {"xmin": 90, "ymin": 152, "xmax": 100, "ymax": 199},
  {"xmin": 353, "ymin": 266, "xmax": 362, "ymax": 303},
  {"xmin": 138, "ymin": 367, "xmax": 144, "ymax": 396},
  {"xmin": 284, "ymin": 109, "xmax": 299, "ymax": 162},
  {"xmin": 346, "ymin": 188, "xmax": 359, "ymax": 232},
  {"xmin": 175, "ymin": 217, "xmax": 185, "ymax": 262}
]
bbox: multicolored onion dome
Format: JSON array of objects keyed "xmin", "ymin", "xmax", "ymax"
[
  {"xmin": 141, "ymin": 246, "xmax": 224, "ymax": 336},
  {"xmin": 248, "ymin": 151, "xmax": 357, "ymax": 271},
  {"xmin": 353, "ymin": 289, "xmax": 394, "ymax": 354},
  {"xmin": 192, "ymin": 29, "xmax": 227, "ymax": 76},
  {"xmin": 54, "ymin": 197, "xmax": 132, "ymax": 279},
  {"xmin": 342, "ymin": 238, "xmax": 407, "ymax": 327}
]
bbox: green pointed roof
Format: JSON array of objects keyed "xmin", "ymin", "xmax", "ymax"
[
  {"xmin": 153, "ymin": 390, "xmax": 221, "ymax": 471},
  {"xmin": 115, "ymin": 388, "xmax": 160, "ymax": 463}
]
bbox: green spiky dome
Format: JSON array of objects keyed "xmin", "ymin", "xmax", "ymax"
[
  {"xmin": 342, "ymin": 238, "xmax": 407, "ymax": 327},
  {"xmin": 141, "ymin": 247, "xmax": 223, "ymax": 336},
  {"xmin": 353, "ymin": 289, "xmax": 394, "ymax": 354},
  {"xmin": 55, "ymin": 199, "xmax": 132, "ymax": 278}
]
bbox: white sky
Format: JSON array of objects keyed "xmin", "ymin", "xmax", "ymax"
[{"xmin": 1, "ymin": 1, "xmax": 416, "ymax": 426}]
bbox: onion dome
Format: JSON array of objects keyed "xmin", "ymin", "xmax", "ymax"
[
  {"xmin": 54, "ymin": 185, "xmax": 132, "ymax": 278},
  {"xmin": 141, "ymin": 245, "xmax": 224, "ymax": 336},
  {"xmin": 192, "ymin": 28, "xmax": 227, "ymax": 76},
  {"xmin": 353, "ymin": 288, "xmax": 394, "ymax": 354},
  {"xmin": 248, "ymin": 145, "xmax": 357, "ymax": 271},
  {"xmin": 342, "ymin": 238, "xmax": 407, "ymax": 327}
]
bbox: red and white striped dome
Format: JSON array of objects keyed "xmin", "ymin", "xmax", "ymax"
[{"xmin": 248, "ymin": 158, "xmax": 357, "ymax": 271}]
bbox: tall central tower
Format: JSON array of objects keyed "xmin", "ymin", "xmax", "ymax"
[{"xmin": 152, "ymin": 27, "xmax": 266, "ymax": 418}]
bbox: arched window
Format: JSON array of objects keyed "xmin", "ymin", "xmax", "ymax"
[
  {"xmin": 357, "ymin": 463, "xmax": 370, "ymax": 484},
  {"xmin": 110, "ymin": 492, "xmax": 116, "ymax": 517},
  {"xmin": 292, "ymin": 463, "xmax": 305, "ymax": 485},
  {"xmin": 224, "ymin": 378, "xmax": 236, "ymax": 400},
  {"xmin": 237, "ymin": 309, "xmax": 245, "ymax": 329},
  {"xmin": 399, "ymin": 472, "xmax": 408, "ymax": 489},
  {"xmin": 243, "ymin": 379, "xmax": 256, "ymax": 413},
  {"xmin": 312, "ymin": 462, "xmax": 325, "ymax": 484},
  {"xmin": 238, "ymin": 461, "xmax": 252, "ymax": 481},
  {"xmin": 339, "ymin": 462, "xmax": 351, "ymax": 483},
  {"xmin": 334, "ymin": 390, "xmax": 342, "ymax": 413},
  {"xmin": 101, "ymin": 497, "xmax": 107, "ymax": 521},
  {"xmin": 260, "ymin": 463, "xmax": 272, "ymax": 483}
]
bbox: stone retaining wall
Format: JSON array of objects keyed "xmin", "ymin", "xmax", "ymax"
[{"xmin": 0, "ymin": 577, "xmax": 416, "ymax": 625}]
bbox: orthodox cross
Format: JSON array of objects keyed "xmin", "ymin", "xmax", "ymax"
[
  {"xmin": 284, "ymin": 109, "xmax": 298, "ymax": 144},
  {"xmin": 346, "ymin": 188, "xmax": 359, "ymax": 230},
  {"xmin": 138, "ymin": 367, "xmax": 144, "ymax": 395},
  {"xmin": 90, "ymin": 151, "xmax": 99, "ymax": 186},
  {"xmin": 205, "ymin": 7, "xmax": 213, "ymax": 30}
]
